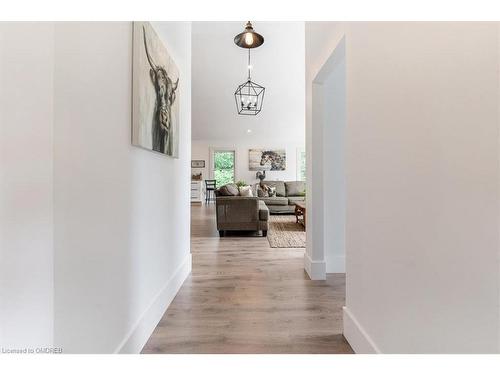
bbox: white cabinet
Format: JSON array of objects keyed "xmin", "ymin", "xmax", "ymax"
[{"xmin": 191, "ymin": 181, "xmax": 203, "ymax": 203}]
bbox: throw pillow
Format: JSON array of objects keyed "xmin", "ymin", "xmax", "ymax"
[
  {"xmin": 239, "ymin": 185, "xmax": 253, "ymax": 197},
  {"xmin": 268, "ymin": 186, "xmax": 277, "ymax": 197},
  {"xmin": 264, "ymin": 181, "xmax": 286, "ymax": 197},
  {"xmin": 218, "ymin": 183, "xmax": 239, "ymax": 196},
  {"xmin": 225, "ymin": 183, "xmax": 240, "ymax": 196},
  {"xmin": 218, "ymin": 186, "xmax": 230, "ymax": 196},
  {"xmin": 285, "ymin": 181, "xmax": 306, "ymax": 196},
  {"xmin": 257, "ymin": 183, "xmax": 269, "ymax": 197},
  {"xmin": 257, "ymin": 187, "xmax": 268, "ymax": 198}
]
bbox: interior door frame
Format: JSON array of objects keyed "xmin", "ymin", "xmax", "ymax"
[{"xmin": 208, "ymin": 147, "xmax": 237, "ymax": 184}]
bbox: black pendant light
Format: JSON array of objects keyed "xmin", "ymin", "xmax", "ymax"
[
  {"xmin": 234, "ymin": 21, "xmax": 264, "ymax": 48},
  {"xmin": 234, "ymin": 21, "xmax": 265, "ymax": 116}
]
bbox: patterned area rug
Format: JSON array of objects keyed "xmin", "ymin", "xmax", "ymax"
[{"xmin": 267, "ymin": 215, "xmax": 306, "ymax": 248}]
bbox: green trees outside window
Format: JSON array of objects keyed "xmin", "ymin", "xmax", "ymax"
[{"xmin": 213, "ymin": 151, "xmax": 235, "ymax": 187}]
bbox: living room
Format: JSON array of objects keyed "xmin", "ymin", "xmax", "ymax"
[{"xmin": 189, "ymin": 21, "xmax": 307, "ymax": 240}]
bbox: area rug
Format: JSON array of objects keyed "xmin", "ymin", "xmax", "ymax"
[{"xmin": 267, "ymin": 215, "xmax": 306, "ymax": 248}]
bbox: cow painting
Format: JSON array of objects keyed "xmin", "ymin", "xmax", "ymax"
[{"xmin": 132, "ymin": 22, "xmax": 180, "ymax": 158}]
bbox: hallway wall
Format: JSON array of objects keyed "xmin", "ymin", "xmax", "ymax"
[
  {"xmin": 322, "ymin": 45, "xmax": 346, "ymax": 273},
  {"xmin": 1, "ymin": 21, "xmax": 192, "ymax": 354},
  {"xmin": 305, "ymin": 23, "xmax": 347, "ymax": 280},
  {"xmin": 52, "ymin": 22, "xmax": 192, "ymax": 353},
  {"xmin": 0, "ymin": 22, "xmax": 55, "ymax": 350},
  {"xmin": 306, "ymin": 22, "xmax": 500, "ymax": 353}
]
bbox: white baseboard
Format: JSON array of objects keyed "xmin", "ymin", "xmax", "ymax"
[
  {"xmin": 304, "ymin": 253, "xmax": 326, "ymax": 280},
  {"xmin": 343, "ymin": 306, "xmax": 381, "ymax": 353},
  {"xmin": 326, "ymin": 255, "xmax": 345, "ymax": 273},
  {"xmin": 115, "ymin": 253, "xmax": 192, "ymax": 354}
]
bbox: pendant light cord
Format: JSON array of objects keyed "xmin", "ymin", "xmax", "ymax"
[{"xmin": 247, "ymin": 48, "xmax": 251, "ymax": 81}]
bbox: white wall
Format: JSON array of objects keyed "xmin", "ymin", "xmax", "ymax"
[
  {"xmin": 192, "ymin": 140, "xmax": 303, "ymax": 186},
  {"xmin": 498, "ymin": 23, "xmax": 500, "ymax": 353},
  {"xmin": 52, "ymin": 22, "xmax": 192, "ymax": 353},
  {"xmin": 306, "ymin": 34, "xmax": 347, "ymax": 277},
  {"xmin": 0, "ymin": 23, "xmax": 55, "ymax": 350},
  {"xmin": 304, "ymin": 23, "xmax": 346, "ymax": 280},
  {"xmin": 0, "ymin": 21, "xmax": 191, "ymax": 354},
  {"xmin": 322, "ymin": 41, "xmax": 346, "ymax": 273},
  {"xmin": 307, "ymin": 22, "xmax": 500, "ymax": 353}
]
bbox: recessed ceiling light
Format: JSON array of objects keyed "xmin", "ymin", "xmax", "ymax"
[{"xmin": 247, "ymin": 129, "xmax": 252, "ymax": 133}]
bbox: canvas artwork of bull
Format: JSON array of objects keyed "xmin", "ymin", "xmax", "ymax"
[{"xmin": 132, "ymin": 22, "xmax": 180, "ymax": 158}]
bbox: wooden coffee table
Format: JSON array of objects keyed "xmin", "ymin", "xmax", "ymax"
[{"xmin": 294, "ymin": 202, "xmax": 306, "ymax": 229}]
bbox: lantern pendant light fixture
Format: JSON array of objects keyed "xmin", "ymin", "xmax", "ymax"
[{"xmin": 234, "ymin": 21, "xmax": 265, "ymax": 116}]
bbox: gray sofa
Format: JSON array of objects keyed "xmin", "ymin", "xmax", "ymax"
[
  {"xmin": 215, "ymin": 196, "xmax": 269, "ymax": 237},
  {"xmin": 256, "ymin": 181, "xmax": 306, "ymax": 214},
  {"xmin": 214, "ymin": 181, "xmax": 305, "ymax": 236}
]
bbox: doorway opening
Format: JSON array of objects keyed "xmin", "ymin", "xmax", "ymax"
[{"xmin": 307, "ymin": 35, "xmax": 346, "ymax": 279}]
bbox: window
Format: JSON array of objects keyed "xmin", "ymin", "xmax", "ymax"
[
  {"xmin": 212, "ymin": 150, "xmax": 235, "ymax": 187},
  {"xmin": 297, "ymin": 148, "xmax": 306, "ymax": 181}
]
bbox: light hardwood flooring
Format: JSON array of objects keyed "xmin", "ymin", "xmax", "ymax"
[{"xmin": 141, "ymin": 204, "xmax": 353, "ymax": 354}]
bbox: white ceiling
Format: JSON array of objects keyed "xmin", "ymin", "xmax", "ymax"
[{"xmin": 191, "ymin": 22, "xmax": 305, "ymax": 142}]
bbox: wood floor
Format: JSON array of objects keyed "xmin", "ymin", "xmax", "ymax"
[{"xmin": 141, "ymin": 204, "xmax": 353, "ymax": 354}]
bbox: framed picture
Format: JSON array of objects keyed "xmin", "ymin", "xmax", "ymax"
[
  {"xmin": 132, "ymin": 22, "xmax": 180, "ymax": 158},
  {"xmin": 191, "ymin": 160, "xmax": 205, "ymax": 168},
  {"xmin": 191, "ymin": 172, "xmax": 203, "ymax": 181},
  {"xmin": 249, "ymin": 149, "xmax": 286, "ymax": 171}
]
